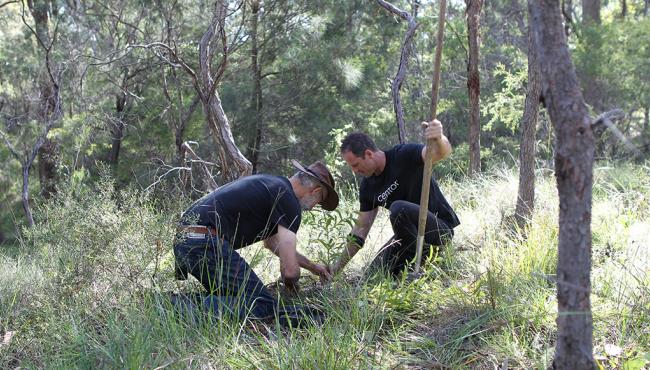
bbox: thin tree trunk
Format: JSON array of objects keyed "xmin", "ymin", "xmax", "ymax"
[
  {"xmin": 109, "ymin": 91, "xmax": 127, "ymax": 168},
  {"xmin": 562, "ymin": 0, "xmax": 573, "ymax": 36},
  {"xmin": 529, "ymin": 0, "xmax": 596, "ymax": 368},
  {"xmin": 515, "ymin": 21, "xmax": 542, "ymax": 229},
  {"xmin": 29, "ymin": 0, "xmax": 60, "ymax": 200},
  {"xmin": 579, "ymin": 0, "xmax": 602, "ymax": 111},
  {"xmin": 582, "ymin": 0, "xmax": 601, "ymax": 23},
  {"xmin": 197, "ymin": 0, "xmax": 252, "ymax": 182},
  {"xmin": 376, "ymin": 0, "xmax": 417, "ymax": 144},
  {"xmin": 22, "ymin": 164, "xmax": 35, "ymax": 227},
  {"xmin": 643, "ymin": 107, "xmax": 650, "ymax": 153},
  {"xmin": 645, "ymin": 0, "xmax": 648, "ymax": 16},
  {"xmin": 249, "ymin": 0, "xmax": 263, "ymax": 173},
  {"xmin": 466, "ymin": 0, "xmax": 482, "ymax": 176},
  {"xmin": 38, "ymin": 138, "xmax": 58, "ymax": 199}
]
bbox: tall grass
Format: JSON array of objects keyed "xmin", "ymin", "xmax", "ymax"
[{"xmin": 1, "ymin": 163, "xmax": 648, "ymax": 368}]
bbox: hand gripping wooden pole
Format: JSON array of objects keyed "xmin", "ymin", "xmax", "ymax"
[{"xmin": 414, "ymin": 0, "xmax": 447, "ymax": 274}]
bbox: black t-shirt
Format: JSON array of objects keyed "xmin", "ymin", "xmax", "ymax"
[
  {"xmin": 181, "ymin": 174, "xmax": 301, "ymax": 249},
  {"xmin": 359, "ymin": 143, "xmax": 460, "ymax": 228}
]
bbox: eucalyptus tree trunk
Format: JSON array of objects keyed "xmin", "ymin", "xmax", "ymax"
[
  {"xmin": 28, "ymin": 0, "xmax": 60, "ymax": 199},
  {"xmin": 376, "ymin": 0, "xmax": 417, "ymax": 144},
  {"xmin": 515, "ymin": 21, "xmax": 542, "ymax": 229},
  {"xmin": 109, "ymin": 89, "xmax": 127, "ymax": 168},
  {"xmin": 197, "ymin": 0, "xmax": 252, "ymax": 182},
  {"xmin": 582, "ymin": 0, "xmax": 601, "ymax": 23},
  {"xmin": 643, "ymin": 107, "xmax": 650, "ymax": 153},
  {"xmin": 248, "ymin": 0, "xmax": 263, "ymax": 173},
  {"xmin": 562, "ymin": 0, "xmax": 573, "ymax": 35},
  {"xmin": 580, "ymin": 0, "xmax": 602, "ymax": 111},
  {"xmin": 466, "ymin": 0, "xmax": 483, "ymax": 176},
  {"xmin": 529, "ymin": 0, "xmax": 596, "ymax": 368}
]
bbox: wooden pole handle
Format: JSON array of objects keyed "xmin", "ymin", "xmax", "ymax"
[{"xmin": 414, "ymin": 0, "xmax": 447, "ymax": 274}]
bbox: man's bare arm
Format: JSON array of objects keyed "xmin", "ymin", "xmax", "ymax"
[
  {"xmin": 263, "ymin": 225, "xmax": 300, "ymax": 287},
  {"xmin": 264, "ymin": 225, "xmax": 332, "ymax": 284},
  {"xmin": 420, "ymin": 119, "xmax": 452, "ymax": 164},
  {"xmin": 330, "ymin": 208, "xmax": 378, "ymax": 275}
]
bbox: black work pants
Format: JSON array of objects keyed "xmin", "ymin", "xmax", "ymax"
[{"xmin": 381, "ymin": 200, "xmax": 454, "ymax": 276}]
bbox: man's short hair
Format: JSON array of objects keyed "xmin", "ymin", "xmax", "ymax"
[{"xmin": 340, "ymin": 132, "xmax": 378, "ymax": 158}]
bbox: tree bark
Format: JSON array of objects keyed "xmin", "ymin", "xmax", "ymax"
[
  {"xmin": 515, "ymin": 21, "xmax": 542, "ymax": 229},
  {"xmin": 38, "ymin": 138, "xmax": 58, "ymax": 199},
  {"xmin": 248, "ymin": 0, "xmax": 263, "ymax": 173},
  {"xmin": 562, "ymin": 0, "xmax": 573, "ymax": 36},
  {"xmin": 376, "ymin": 0, "xmax": 417, "ymax": 144},
  {"xmin": 528, "ymin": 0, "xmax": 596, "ymax": 369},
  {"xmin": 579, "ymin": 0, "xmax": 602, "ymax": 111},
  {"xmin": 109, "ymin": 90, "xmax": 127, "ymax": 168},
  {"xmin": 466, "ymin": 0, "xmax": 483, "ymax": 176},
  {"xmin": 22, "ymin": 164, "xmax": 35, "ymax": 227},
  {"xmin": 197, "ymin": 0, "xmax": 252, "ymax": 182},
  {"xmin": 28, "ymin": 0, "xmax": 60, "ymax": 200},
  {"xmin": 642, "ymin": 107, "xmax": 649, "ymax": 153},
  {"xmin": 645, "ymin": 0, "xmax": 648, "ymax": 16},
  {"xmin": 582, "ymin": 0, "xmax": 600, "ymax": 24}
]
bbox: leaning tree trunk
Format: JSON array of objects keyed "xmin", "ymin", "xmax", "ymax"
[
  {"xmin": 515, "ymin": 20, "xmax": 542, "ymax": 229},
  {"xmin": 376, "ymin": 0, "xmax": 417, "ymax": 144},
  {"xmin": 528, "ymin": 0, "xmax": 596, "ymax": 369},
  {"xmin": 466, "ymin": 0, "xmax": 483, "ymax": 176},
  {"xmin": 197, "ymin": 0, "xmax": 252, "ymax": 182}
]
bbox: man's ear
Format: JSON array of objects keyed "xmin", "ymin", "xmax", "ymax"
[{"xmin": 364, "ymin": 149, "xmax": 374, "ymax": 159}]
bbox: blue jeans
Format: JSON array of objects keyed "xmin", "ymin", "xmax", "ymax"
[
  {"xmin": 173, "ymin": 234, "xmax": 277, "ymax": 319},
  {"xmin": 385, "ymin": 200, "xmax": 454, "ymax": 276}
]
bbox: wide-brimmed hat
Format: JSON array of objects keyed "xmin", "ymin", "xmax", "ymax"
[{"xmin": 291, "ymin": 159, "xmax": 339, "ymax": 211}]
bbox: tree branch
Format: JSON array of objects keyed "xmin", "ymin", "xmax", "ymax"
[
  {"xmin": 376, "ymin": 0, "xmax": 418, "ymax": 143},
  {"xmin": 181, "ymin": 141, "xmax": 218, "ymax": 191},
  {"xmin": 592, "ymin": 109, "xmax": 640, "ymax": 156},
  {"xmin": 0, "ymin": 129, "xmax": 23, "ymax": 163},
  {"xmin": 0, "ymin": 0, "xmax": 18, "ymax": 9}
]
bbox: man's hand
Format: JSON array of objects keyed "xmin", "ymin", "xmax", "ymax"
[
  {"xmin": 422, "ymin": 119, "xmax": 444, "ymax": 141},
  {"xmin": 420, "ymin": 119, "xmax": 452, "ymax": 163},
  {"xmin": 311, "ymin": 262, "xmax": 333, "ymax": 283},
  {"xmin": 280, "ymin": 278, "xmax": 300, "ymax": 297}
]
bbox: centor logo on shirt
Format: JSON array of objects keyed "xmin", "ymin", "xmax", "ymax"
[{"xmin": 377, "ymin": 180, "xmax": 399, "ymax": 203}]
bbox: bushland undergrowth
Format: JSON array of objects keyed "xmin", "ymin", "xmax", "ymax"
[{"xmin": 1, "ymin": 163, "xmax": 649, "ymax": 369}]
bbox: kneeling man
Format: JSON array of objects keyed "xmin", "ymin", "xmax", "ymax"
[{"xmin": 174, "ymin": 160, "xmax": 337, "ymax": 319}]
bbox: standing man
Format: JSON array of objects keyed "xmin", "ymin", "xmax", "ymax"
[
  {"xmin": 331, "ymin": 120, "xmax": 460, "ymax": 277},
  {"xmin": 174, "ymin": 160, "xmax": 338, "ymax": 319}
]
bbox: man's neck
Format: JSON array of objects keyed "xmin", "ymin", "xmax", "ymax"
[
  {"xmin": 288, "ymin": 177, "xmax": 304, "ymax": 198},
  {"xmin": 373, "ymin": 150, "xmax": 386, "ymax": 176}
]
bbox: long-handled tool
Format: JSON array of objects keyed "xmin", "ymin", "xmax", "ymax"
[{"xmin": 414, "ymin": 0, "xmax": 447, "ymax": 274}]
